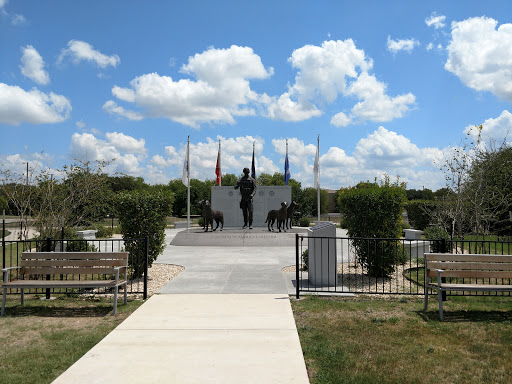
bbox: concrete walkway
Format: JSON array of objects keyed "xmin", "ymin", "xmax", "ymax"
[{"xmin": 53, "ymin": 228, "xmax": 311, "ymax": 383}]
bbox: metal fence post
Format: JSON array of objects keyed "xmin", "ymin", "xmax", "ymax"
[
  {"xmin": 46, "ymin": 237, "xmax": 51, "ymax": 299},
  {"xmin": 295, "ymin": 233, "xmax": 300, "ymax": 299},
  {"xmin": 441, "ymin": 238, "xmax": 447, "ymax": 302},
  {"xmin": 2, "ymin": 218, "xmax": 5, "ymax": 269},
  {"xmin": 143, "ymin": 236, "xmax": 149, "ymax": 300}
]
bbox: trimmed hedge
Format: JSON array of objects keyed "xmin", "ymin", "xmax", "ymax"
[{"xmin": 338, "ymin": 180, "xmax": 407, "ymax": 277}]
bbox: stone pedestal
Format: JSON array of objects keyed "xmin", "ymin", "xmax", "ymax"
[
  {"xmin": 211, "ymin": 186, "xmax": 292, "ymax": 228},
  {"xmin": 308, "ymin": 222, "xmax": 337, "ymax": 287}
]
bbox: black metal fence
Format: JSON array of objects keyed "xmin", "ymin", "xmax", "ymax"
[
  {"xmin": 295, "ymin": 233, "xmax": 512, "ymax": 298},
  {"xmin": 2, "ymin": 235, "xmax": 149, "ymax": 299}
]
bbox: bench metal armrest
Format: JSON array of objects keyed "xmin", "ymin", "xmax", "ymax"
[
  {"xmin": 113, "ymin": 267, "xmax": 120, "ymax": 282},
  {"xmin": 2, "ymin": 267, "xmax": 20, "ymax": 283},
  {"xmin": 435, "ymin": 269, "xmax": 444, "ymax": 287}
]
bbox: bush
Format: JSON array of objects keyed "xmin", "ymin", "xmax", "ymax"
[
  {"xmin": 197, "ymin": 217, "xmax": 204, "ymax": 228},
  {"xmin": 338, "ymin": 178, "xmax": 407, "ymax": 277},
  {"xmin": 301, "ymin": 249, "xmax": 309, "ymax": 271},
  {"xmin": 116, "ymin": 190, "xmax": 173, "ymax": 278},
  {"xmin": 65, "ymin": 239, "xmax": 97, "ymax": 252},
  {"xmin": 405, "ymin": 200, "xmax": 438, "ymax": 230},
  {"xmin": 90, "ymin": 224, "xmax": 114, "ymax": 239},
  {"xmin": 298, "ymin": 217, "xmax": 310, "ymax": 227},
  {"xmin": 424, "ymin": 225, "xmax": 451, "ymax": 253}
]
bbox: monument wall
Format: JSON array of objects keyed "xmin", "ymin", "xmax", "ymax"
[{"xmin": 211, "ymin": 186, "xmax": 292, "ymax": 228}]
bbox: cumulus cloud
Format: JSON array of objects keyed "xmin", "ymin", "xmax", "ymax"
[
  {"xmin": 0, "ymin": 83, "xmax": 71, "ymax": 125},
  {"xmin": 70, "ymin": 132, "xmax": 147, "ymax": 175},
  {"xmin": 330, "ymin": 112, "xmax": 352, "ymax": 127},
  {"xmin": 465, "ymin": 110, "xmax": 512, "ymax": 147},
  {"xmin": 425, "ymin": 12, "xmax": 446, "ymax": 29},
  {"xmin": 58, "ymin": 40, "xmax": 120, "ymax": 69},
  {"xmin": 110, "ymin": 45, "xmax": 272, "ymax": 127},
  {"xmin": 386, "ymin": 36, "xmax": 419, "ymax": 53},
  {"xmin": 20, "ymin": 45, "xmax": 50, "ymax": 85},
  {"xmin": 348, "ymin": 73, "xmax": 416, "ymax": 123},
  {"xmin": 102, "ymin": 100, "xmax": 143, "ymax": 120},
  {"xmin": 445, "ymin": 17, "xmax": 512, "ymax": 102},
  {"xmin": 105, "ymin": 132, "xmax": 146, "ymax": 154},
  {"xmin": 268, "ymin": 40, "xmax": 415, "ymax": 126}
]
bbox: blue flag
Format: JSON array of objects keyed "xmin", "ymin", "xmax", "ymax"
[{"xmin": 284, "ymin": 153, "xmax": 290, "ymax": 185}]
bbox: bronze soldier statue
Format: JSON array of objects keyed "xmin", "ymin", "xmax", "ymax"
[{"xmin": 234, "ymin": 167, "xmax": 257, "ymax": 229}]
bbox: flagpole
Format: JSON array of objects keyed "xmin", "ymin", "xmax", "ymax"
[
  {"xmin": 219, "ymin": 139, "xmax": 222, "ymax": 187},
  {"xmin": 316, "ymin": 135, "xmax": 320, "ymax": 223},
  {"xmin": 187, "ymin": 136, "xmax": 190, "ymax": 232}
]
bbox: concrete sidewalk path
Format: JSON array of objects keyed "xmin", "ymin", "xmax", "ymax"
[{"xmin": 53, "ymin": 294, "xmax": 309, "ymax": 384}]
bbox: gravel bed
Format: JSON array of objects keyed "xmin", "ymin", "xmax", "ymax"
[
  {"xmin": 282, "ymin": 262, "xmax": 421, "ymax": 295},
  {"xmin": 129, "ymin": 264, "xmax": 184, "ymax": 297}
]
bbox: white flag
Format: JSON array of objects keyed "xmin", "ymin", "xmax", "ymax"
[
  {"xmin": 181, "ymin": 140, "xmax": 189, "ymax": 187},
  {"xmin": 314, "ymin": 138, "xmax": 320, "ymax": 188}
]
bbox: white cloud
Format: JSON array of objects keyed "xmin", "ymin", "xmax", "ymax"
[
  {"xmin": 445, "ymin": 17, "xmax": 512, "ymax": 102},
  {"xmin": 76, "ymin": 120, "xmax": 85, "ymax": 129},
  {"xmin": 0, "ymin": 83, "xmax": 71, "ymax": 125},
  {"xmin": 70, "ymin": 132, "xmax": 146, "ymax": 175},
  {"xmin": 105, "ymin": 132, "xmax": 146, "ymax": 154},
  {"xmin": 0, "ymin": 0, "xmax": 7, "ymax": 8},
  {"xmin": 20, "ymin": 45, "xmax": 50, "ymax": 85},
  {"xmin": 425, "ymin": 12, "xmax": 446, "ymax": 29},
  {"xmin": 330, "ymin": 112, "xmax": 352, "ymax": 127},
  {"xmin": 464, "ymin": 110, "xmax": 512, "ymax": 147},
  {"xmin": 58, "ymin": 40, "xmax": 120, "ymax": 69},
  {"xmin": 268, "ymin": 40, "xmax": 415, "ymax": 126},
  {"xmin": 348, "ymin": 73, "xmax": 416, "ymax": 123},
  {"xmin": 102, "ymin": 100, "xmax": 143, "ymax": 121},
  {"xmin": 426, "ymin": 42, "xmax": 434, "ymax": 51},
  {"xmin": 110, "ymin": 45, "xmax": 272, "ymax": 127},
  {"xmin": 266, "ymin": 92, "xmax": 322, "ymax": 121},
  {"xmin": 387, "ymin": 36, "xmax": 420, "ymax": 53},
  {"xmin": 11, "ymin": 13, "xmax": 26, "ymax": 25}
]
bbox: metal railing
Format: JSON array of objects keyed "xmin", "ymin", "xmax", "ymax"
[
  {"xmin": 2, "ymin": 235, "xmax": 149, "ymax": 299},
  {"xmin": 294, "ymin": 234, "xmax": 512, "ymax": 298}
]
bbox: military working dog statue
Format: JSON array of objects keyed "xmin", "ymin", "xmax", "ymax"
[
  {"xmin": 202, "ymin": 200, "xmax": 224, "ymax": 232},
  {"xmin": 265, "ymin": 202, "xmax": 288, "ymax": 232}
]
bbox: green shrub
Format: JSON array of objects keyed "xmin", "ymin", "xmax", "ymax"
[
  {"xmin": 298, "ymin": 217, "xmax": 310, "ymax": 227},
  {"xmin": 405, "ymin": 200, "xmax": 436, "ymax": 230},
  {"xmin": 424, "ymin": 225, "xmax": 451, "ymax": 253},
  {"xmin": 89, "ymin": 224, "xmax": 113, "ymax": 239},
  {"xmin": 116, "ymin": 190, "xmax": 174, "ymax": 278},
  {"xmin": 197, "ymin": 217, "xmax": 204, "ymax": 228},
  {"xmin": 301, "ymin": 248, "xmax": 309, "ymax": 271},
  {"xmin": 65, "ymin": 240, "xmax": 97, "ymax": 252},
  {"xmin": 338, "ymin": 178, "xmax": 407, "ymax": 277}
]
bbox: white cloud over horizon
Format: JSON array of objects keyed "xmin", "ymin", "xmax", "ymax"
[{"xmin": 425, "ymin": 12, "xmax": 446, "ymax": 29}]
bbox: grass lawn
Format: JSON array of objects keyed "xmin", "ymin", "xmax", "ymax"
[
  {"xmin": 292, "ymin": 295, "xmax": 512, "ymax": 384},
  {"xmin": 0, "ymin": 294, "xmax": 143, "ymax": 384}
]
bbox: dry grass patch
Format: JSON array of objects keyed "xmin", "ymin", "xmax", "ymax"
[
  {"xmin": 0, "ymin": 295, "xmax": 142, "ymax": 384},
  {"xmin": 292, "ymin": 295, "xmax": 512, "ymax": 384}
]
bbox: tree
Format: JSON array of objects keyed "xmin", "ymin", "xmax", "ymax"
[
  {"xmin": 1, "ymin": 159, "xmax": 111, "ymax": 240},
  {"xmin": 116, "ymin": 190, "xmax": 173, "ymax": 277},
  {"xmin": 302, "ymin": 187, "xmax": 329, "ymax": 216}
]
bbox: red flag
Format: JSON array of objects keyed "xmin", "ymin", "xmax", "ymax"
[{"xmin": 215, "ymin": 141, "xmax": 221, "ymax": 185}]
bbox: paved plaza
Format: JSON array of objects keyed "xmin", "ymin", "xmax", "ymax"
[{"xmin": 53, "ymin": 228, "xmax": 314, "ymax": 383}]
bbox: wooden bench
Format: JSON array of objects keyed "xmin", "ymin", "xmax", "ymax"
[
  {"xmin": 2, "ymin": 252, "xmax": 129, "ymax": 316},
  {"xmin": 424, "ymin": 253, "xmax": 512, "ymax": 320}
]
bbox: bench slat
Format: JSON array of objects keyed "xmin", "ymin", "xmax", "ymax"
[
  {"xmin": 427, "ymin": 261, "xmax": 512, "ymax": 271},
  {"xmin": 427, "ymin": 283, "xmax": 512, "ymax": 291},
  {"xmin": 426, "ymin": 254, "xmax": 512, "ymax": 263},
  {"xmin": 22, "ymin": 259, "xmax": 127, "ymax": 268},
  {"xmin": 20, "ymin": 267, "xmax": 125, "ymax": 275},
  {"xmin": 427, "ymin": 270, "xmax": 512, "ymax": 279},
  {"xmin": 2, "ymin": 280, "xmax": 124, "ymax": 289},
  {"xmin": 22, "ymin": 252, "xmax": 128, "ymax": 261}
]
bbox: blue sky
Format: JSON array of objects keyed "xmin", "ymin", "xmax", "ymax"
[{"xmin": 1, "ymin": 0, "xmax": 512, "ymax": 190}]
